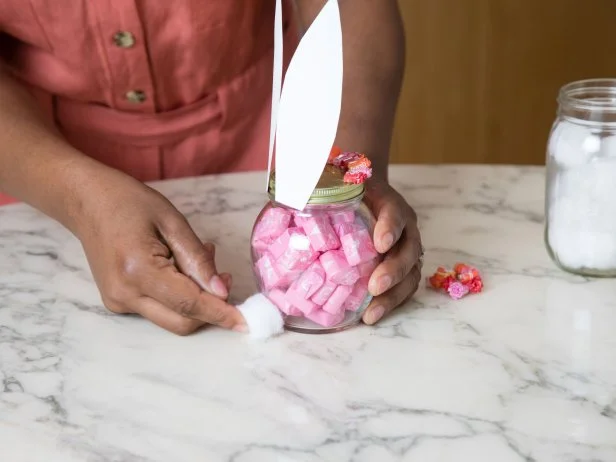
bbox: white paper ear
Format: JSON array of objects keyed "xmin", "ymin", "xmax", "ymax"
[
  {"xmin": 266, "ymin": 0, "xmax": 284, "ymax": 190},
  {"xmin": 273, "ymin": 0, "xmax": 343, "ymax": 210}
]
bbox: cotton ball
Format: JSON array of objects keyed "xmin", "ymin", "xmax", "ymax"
[
  {"xmin": 600, "ymin": 135, "xmax": 616, "ymax": 158},
  {"xmin": 549, "ymin": 228, "xmax": 616, "ymax": 270},
  {"xmin": 549, "ymin": 121, "xmax": 600, "ymax": 167},
  {"xmin": 237, "ymin": 293, "xmax": 284, "ymax": 340},
  {"xmin": 548, "ymin": 159, "xmax": 616, "ymax": 270}
]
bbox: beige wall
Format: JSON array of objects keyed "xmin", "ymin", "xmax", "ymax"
[{"xmin": 390, "ymin": 0, "xmax": 616, "ymax": 165}]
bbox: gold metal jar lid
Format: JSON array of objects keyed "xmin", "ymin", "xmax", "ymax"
[{"xmin": 268, "ymin": 164, "xmax": 364, "ymax": 205}]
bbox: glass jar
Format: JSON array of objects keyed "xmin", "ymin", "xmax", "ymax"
[
  {"xmin": 545, "ymin": 78, "xmax": 616, "ymax": 277},
  {"xmin": 250, "ymin": 164, "xmax": 380, "ymax": 333}
]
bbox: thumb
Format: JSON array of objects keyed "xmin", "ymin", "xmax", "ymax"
[
  {"xmin": 160, "ymin": 217, "xmax": 228, "ymax": 298},
  {"xmin": 219, "ymin": 272, "xmax": 233, "ymax": 292}
]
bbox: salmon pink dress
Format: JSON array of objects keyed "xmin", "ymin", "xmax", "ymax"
[{"xmin": 0, "ymin": 0, "xmax": 298, "ymax": 205}]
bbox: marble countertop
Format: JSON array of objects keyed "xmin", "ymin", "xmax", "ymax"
[{"xmin": 1, "ymin": 165, "xmax": 615, "ymax": 462}]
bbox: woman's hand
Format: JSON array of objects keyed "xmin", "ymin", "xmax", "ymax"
[
  {"xmin": 363, "ymin": 179, "xmax": 423, "ymax": 325},
  {"xmin": 74, "ymin": 170, "xmax": 246, "ymax": 336}
]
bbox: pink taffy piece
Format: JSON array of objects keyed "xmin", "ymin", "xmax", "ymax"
[
  {"xmin": 252, "ymin": 236, "xmax": 273, "ymax": 253},
  {"xmin": 333, "ymin": 222, "xmax": 362, "ymax": 239},
  {"xmin": 275, "ymin": 230, "xmax": 318, "ymax": 272},
  {"xmin": 300, "ymin": 216, "xmax": 340, "ymax": 252},
  {"xmin": 329, "ymin": 211, "xmax": 355, "ymax": 225},
  {"xmin": 311, "ymin": 280, "xmax": 338, "ymax": 305},
  {"xmin": 306, "ymin": 309, "xmax": 346, "ymax": 327},
  {"xmin": 269, "ymin": 227, "xmax": 304, "ymax": 259},
  {"xmin": 292, "ymin": 213, "xmax": 307, "ymax": 228},
  {"xmin": 280, "ymin": 269, "xmax": 304, "ymax": 290},
  {"xmin": 341, "ymin": 228, "xmax": 378, "ymax": 266},
  {"xmin": 268, "ymin": 289, "xmax": 302, "ymax": 316},
  {"xmin": 285, "ymin": 286, "xmax": 318, "ymax": 314},
  {"xmin": 343, "ymin": 279, "xmax": 370, "ymax": 311},
  {"xmin": 255, "ymin": 253, "xmax": 285, "ymax": 291},
  {"xmin": 253, "ymin": 207, "xmax": 292, "ymax": 241},
  {"xmin": 322, "ymin": 285, "xmax": 353, "ymax": 315},
  {"xmin": 319, "ymin": 250, "xmax": 360, "ymax": 286},
  {"xmin": 291, "ymin": 261, "xmax": 326, "ymax": 299}
]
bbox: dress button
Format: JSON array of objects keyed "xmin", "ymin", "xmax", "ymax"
[
  {"xmin": 113, "ymin": 31, "xmax": 135, "ymax": 48},
  {"xmin": 126, "ymin": 90, "xmax": 146, "ymax": 103}
]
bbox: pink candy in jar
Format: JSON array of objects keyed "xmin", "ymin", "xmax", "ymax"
[{"xmin": 250, "ymin": 163, "xmax": 381, "ymax": 333}]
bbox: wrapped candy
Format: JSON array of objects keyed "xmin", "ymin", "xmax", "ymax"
[
  {"xmin": 255, "ymin": 253, "xmax": 286, "ymax": 290},
  {"xmin": 253, "ymin": 207, "xmax": 292, "ymax": 241},
  {"xmin": 320, "ymin": 250, "xmax": 361, "ymax": 286},
  {"xmin": 300, "ymin": 216, "xmax": 341, "ymax": 252},
  {"xmin": 328, "ymin": 145, "xmax": 343, "ymax": 163},
  {"xmin": 290, "ymin": 261, "xmax": 326, "ymax": 299},
  {"xmin": 468, "ymin": 278, "xmax": 483, "ymax": 294},
  {"xmin": 427, "ymin": 266, "xmax": 456, "ymax": 289},
  {"xmin": 343, "ymin": 171, "xmax": 369, "ymax": 184},
  {"xmin": 447, "ymin": 281, "xmax": 469, "ymax": 300},
  {"xmin": 275, "ymin": 230, "xmax": 318, "ymax": 272},
  {"xmin": 305, "ymin": 309, "xmax": 345, "ymax": 328},
  {"xmin": 342, "ymin": 279, "xmax": 369, "ymax": 312},
  {"xmin": 454, "ymin": 263, "xmax": 481, "ymax": 284},
  {"xmin": 322, "ymin": 285, "xmax": 353, "ymax": 314},
  {"xmin": 268, "ymin": 289, "xmax": 302, "ymax": 316},
  {"xmin": 327, "ymin": 149, "xmax": 373, "ymax": 184},
  {"xmin": 329, "ymin": 210, "xmax": 355, "ymax": 225},
  {"xmin": 427, "ymin": 262, "xmax": 483, "ymax": 300},
  {"xmin": 311, "ymin": 280, "xmax": 338, "ymax": 305},
  {"xmin": 341, "ymin": 228, "xmax": 378, "ymax": 266},
  {"xmin": 330, "ymin": 151, "xmax": 359, "ymax": 169}
]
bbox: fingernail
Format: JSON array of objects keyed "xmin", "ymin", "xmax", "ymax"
[
  {"xmin": 380, "ymin": 233, "xmax": 394, "ymax": 251},
  {"xmin": 377, "ymin": 275, "xmax": 392, "ymax": 294},
  {"xmin": 210, "ymin": 275, "xmax": 228, "ymax": 298},
  {"xmin": 233, "ymin": 323, "xmax": 248, "ymax": 333},
  {"xmin": 365, "ymin": 306, "xmax": 385, "ymax": 325}
]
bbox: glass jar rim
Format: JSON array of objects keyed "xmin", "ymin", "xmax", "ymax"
[{"xmin": 558, "ymin": 78, "xmax": 616, "ymax": 113}]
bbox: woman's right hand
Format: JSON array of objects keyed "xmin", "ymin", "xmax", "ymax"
[
  {"xmin": 0, "ymin": 70, "xmax": 244, "ymax": 335},
  {"xmin": 73, "ymin": 168, "xmax": 247, "ymax": 336}
]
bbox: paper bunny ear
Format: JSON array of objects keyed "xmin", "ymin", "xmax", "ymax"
[
  {"xmin": 266, "ymin": 0, "xmax": 284, "ymax": 189},
  {"xmin": 273, "ymin": 0, "xmax": 343, "ymax": 210}
]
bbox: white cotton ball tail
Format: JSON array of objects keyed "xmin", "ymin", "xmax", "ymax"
[{"xmin": 237, "ymin": 293, "xmax": 285, "ymax": 340}]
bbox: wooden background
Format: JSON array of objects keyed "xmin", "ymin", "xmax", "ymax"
[{"xmin": 390, "ymin": 0, "xmax": 616, "ymax": 165}]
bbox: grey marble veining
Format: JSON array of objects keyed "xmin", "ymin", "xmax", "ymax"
[{"xmin": 1, "ymin": 165, "xmax": 615, "ymax": 462}]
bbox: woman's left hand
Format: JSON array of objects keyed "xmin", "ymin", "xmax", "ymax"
[{"xmin": 363, "ymin": 179, "xmax": 424, "ymax": 325}]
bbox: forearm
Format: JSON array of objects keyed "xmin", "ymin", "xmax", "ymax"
[
  {"xmin": 0, "ymin": 68, "xmax": 107, "ymax": 233},
  {"xmin": 295, "ymin": 0, "xmax": 406, "ymax": 180}
]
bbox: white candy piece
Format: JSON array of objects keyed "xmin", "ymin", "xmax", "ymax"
[{"xmin": 237, "ymin": 293, "xmax": 285, "ymax": 340}]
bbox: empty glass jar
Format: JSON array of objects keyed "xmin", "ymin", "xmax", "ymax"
[
  {"xmin": 250, "ymin": 165, "xmax": 380, "ymax": 333},
  {"xmin": 545, "ymin": 78, "xmax": 616, "ymax": 277}
]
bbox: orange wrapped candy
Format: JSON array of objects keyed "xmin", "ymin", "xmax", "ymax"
[
  {"xmin": 347, "ymin": 156, "xmax": 371, "ymax": 171},
  {"xmin": 328, "ymin": 145, "xmax": 342, "ymax": 163},
  {"xmin": 427, "ymin": 266, "xmax": 456, "ymax": 289}
]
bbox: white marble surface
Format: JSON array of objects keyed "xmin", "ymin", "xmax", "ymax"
[{"xmin": 1, "ymin": 165, "xmax": 615, "ymax": 462}]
